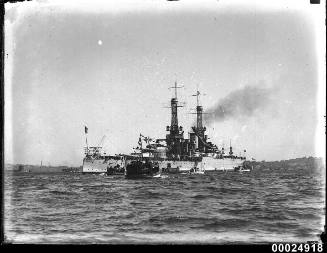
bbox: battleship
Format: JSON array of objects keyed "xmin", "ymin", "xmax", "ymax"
[{"xmin": 82, "ymin": 82, "xmax": 251, "ymax": 175}]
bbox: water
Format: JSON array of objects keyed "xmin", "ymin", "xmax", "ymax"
[{"xmin": 4, "ymin": 166, "xmax": 325, "ymax": 244}]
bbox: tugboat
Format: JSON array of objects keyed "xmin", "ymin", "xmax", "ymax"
[{"xmin": 125, "ymin": 159, "xmax": 161, "ymax": 179}]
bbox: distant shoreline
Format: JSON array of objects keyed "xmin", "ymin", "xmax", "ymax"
[
  {"xmin": 4, "ymin": 156, "xmax": 324, "ymax": 173},
  {"xmin": 4, "ymin": 164, "xmax": 82, "ymax": 173},
  {"xmin": 249, "ymin": 156, "xmax": 325, "ymax": 171}
]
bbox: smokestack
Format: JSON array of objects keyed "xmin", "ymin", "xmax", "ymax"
[
  {"xmin": 171, "ymin": 98, "xmax": 179, "ymax": 133},
  {"xmin": 195, "ymin": 136, "xmax": 198, "ymax": 149}
]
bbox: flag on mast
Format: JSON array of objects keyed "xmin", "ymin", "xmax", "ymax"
[{"xmin": 84, "ymin": 125, "xmax": 89, "ymax": 153}]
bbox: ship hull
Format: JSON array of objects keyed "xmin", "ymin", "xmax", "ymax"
[
  {"xmin": 201, "ymin": 157, "xmax": 244, "ymax": 171},
  {"xmin": 83, "ymin": 155, "xmax": 245, "ymax": 174},
  {"xmin": 82, "ymin": 156, "xmax": 125, "ymax": 174},
  {"xmin": 158, "ymin": 157, "xmax": 244, "ymax": 173}
]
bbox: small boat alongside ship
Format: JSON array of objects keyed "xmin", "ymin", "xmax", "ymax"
[
  {"xmin": 189, "ymin": 167, "xmax": 205, "ymax": 175},
  {"xmin": 125, "ymin": 159, "xmax": 162, "ymax": 179},
  {"xmin": 234, "ymin": 161, "xmax": 253, "ymax": 172}
]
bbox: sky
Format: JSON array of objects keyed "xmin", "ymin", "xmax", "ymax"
[{"xmin": 4, "ymin": 0, "xmax": 326, "ymax": 166}]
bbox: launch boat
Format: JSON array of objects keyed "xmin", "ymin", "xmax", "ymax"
[
  {"xmin": 234, "ymin": 161, "xmax": 253, "ymax": 172},
  {"xmin": 189, "ymin": 167, "xmax": 205, "ymax": 175},
  {"xmin": 125, "ymin": 159, "xmax": 161, "ymax": 179}
]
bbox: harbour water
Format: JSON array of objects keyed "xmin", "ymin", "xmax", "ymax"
[{"xmin": 4, "ymin": 165, "xmax": 325, "ymax": 244}]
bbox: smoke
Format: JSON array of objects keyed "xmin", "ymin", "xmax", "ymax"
[{"xmin": 203, "ymin": 81, "xmax": 275, "ymax": 125}]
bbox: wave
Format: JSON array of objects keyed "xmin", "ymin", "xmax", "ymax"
[{"xmin": 4, "ymin": 169, "xmax": 324, "ymax": 243}]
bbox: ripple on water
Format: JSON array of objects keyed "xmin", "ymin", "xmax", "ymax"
[{"xmin": 4, "ymin": 166, "xmax": 325, "ymax": 243}]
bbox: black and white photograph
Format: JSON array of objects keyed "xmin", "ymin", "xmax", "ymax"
[{"xmin": 3, "ymin": 0, "xmax": 326, "ymax": 245}]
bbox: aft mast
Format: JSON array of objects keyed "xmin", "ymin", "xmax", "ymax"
[{"xmin": 191, "ymin": 89, "xmax": 207, "ymax": 153}]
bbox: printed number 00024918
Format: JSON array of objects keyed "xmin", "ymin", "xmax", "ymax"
[{"xmin": 271, "ymin": 243, "xmax": 323, "ymax": 252}]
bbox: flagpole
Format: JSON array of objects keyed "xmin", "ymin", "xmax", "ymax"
[
  {"xmin": 86, "ymin": 135, "xmax": 88, "ymax": 152},
  {"xmin": 85, "ymin": 126, "xmax": 89, "ymax": 154}
]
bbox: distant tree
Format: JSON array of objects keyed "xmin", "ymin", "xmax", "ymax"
[{"xmin": 18, "ymin": 165, "xmax": 24, "ymax": 172}]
